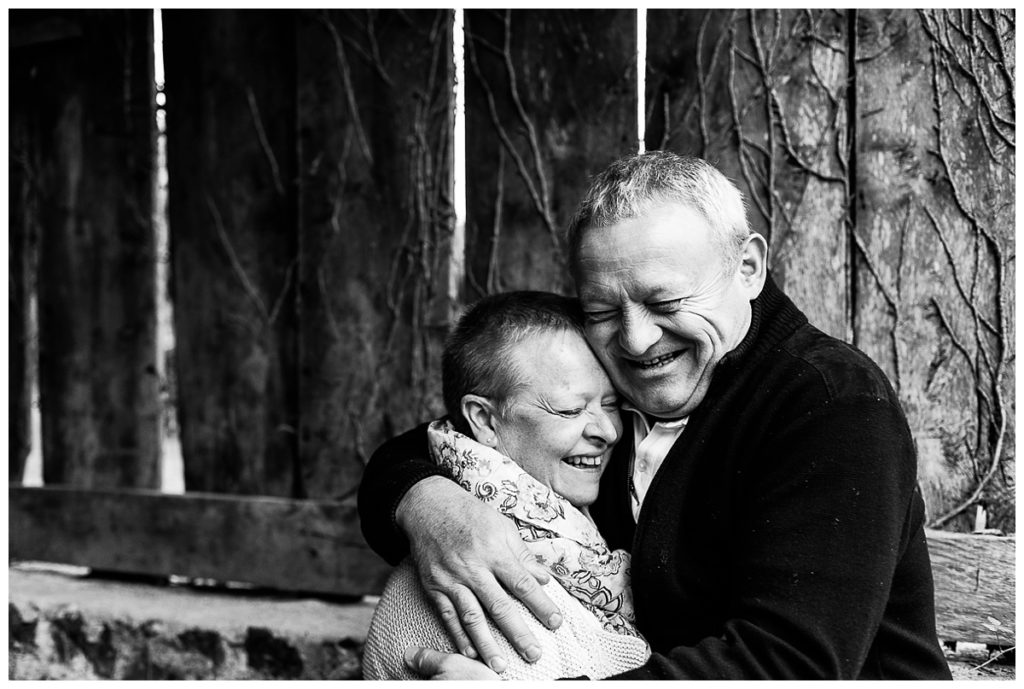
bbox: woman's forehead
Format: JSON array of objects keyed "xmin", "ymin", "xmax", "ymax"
[{"xmin": 506, "ymin": 330, "xmax": 612, "ymax": 395}]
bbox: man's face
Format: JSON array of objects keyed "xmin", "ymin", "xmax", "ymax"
[{"xmin": 576, "ymin": 202, "xmax": 761, "ymax": 419}]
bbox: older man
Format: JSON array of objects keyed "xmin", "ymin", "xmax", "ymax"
[{"xmin": 358, "ymin": 152, "xmax": 952, "ymax": 679}]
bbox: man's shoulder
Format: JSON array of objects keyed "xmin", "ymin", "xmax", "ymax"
[{"xmin": 772, "ymin": 322, "xmax": 898, "ymax": 405}]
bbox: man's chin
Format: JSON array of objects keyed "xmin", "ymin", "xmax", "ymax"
[{"xmin": 625, "ymin": 386, "xmax": 703, "ymax": 419}]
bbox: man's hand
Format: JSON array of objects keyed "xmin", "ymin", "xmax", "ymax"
[
  {"xmin": 404, "ymin": 646, "xmax": 500, "ymax": 680},
  {"xmin": 396, "ymin": 476, "xmax": 563, "ymax": 673}
]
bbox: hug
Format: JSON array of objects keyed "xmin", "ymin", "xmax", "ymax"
[{"xmin": 358, "ymin": 151, "xmax": 952, "ymax": 680}]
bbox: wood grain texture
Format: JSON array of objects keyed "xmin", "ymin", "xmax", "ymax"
[
  {"xmin": 295, "ymin": 9, "xmax": 454, "ymax": 499},
  {"xmin": 464, "ymin": 9, "xmax": 637, "ymax": 298},
  {"xmin": 9, "ymin": 486, "xmax": 392, "ymax": 597},
  {"xmin": 25, "ymin": 10, "xmax": 160, "ymax": 489},
  {"xmin": 9, "ymin": 37, "xmax": 36, "ymax": 483},
  {"xmin": 646, "ymin": 9, "xmax": 850, "ymax": 340},
  {"xmin": 163, "ymin": 10, "xmax": 299, "ymax": 496},
  {"xmin": 927, "ymin": 529, "xmax": 1015, "ymax": 646},
  {"xmin": 854, "ymin": 10, "xmax": 1015, "ymax": 531}
]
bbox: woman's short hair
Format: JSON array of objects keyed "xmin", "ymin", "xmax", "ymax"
[
  {"xmin": 442, "ymin": 291, "xmax": 585, "ymax": 434},
  {"xmin": 566, "ymin": 151, "xmax": 751, "ymax": 278}
]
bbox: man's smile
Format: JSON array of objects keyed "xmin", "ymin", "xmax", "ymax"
[{"xmin": 625, "ymin": 350, "xmax": 686, "ymax": 370}]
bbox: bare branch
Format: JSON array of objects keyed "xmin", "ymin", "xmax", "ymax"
[
  {"xmin": 205, "ymin": 193, "xmax": 269, "ymax": 324},
  {"xmin": 246, "ymin": 87, "xmax": 285, "ymax": 197}
]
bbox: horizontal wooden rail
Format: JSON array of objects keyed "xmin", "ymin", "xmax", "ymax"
[
  {"xmin": 9, "ymin": 486, "xmax": 392, "ymax": 597},
  {"xmin": 8, "ymin": 487, "xmax": 1015, "ymax": 647},
  {"xmin": 926, "ymin": 529, "xmax": 1014, "ymax": 647}
]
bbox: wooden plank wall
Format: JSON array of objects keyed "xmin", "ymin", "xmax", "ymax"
[
  {"xmin": 7, "ymin": 9, "xmax": 1015, "ymax": 595},
  {"xmin": 10, "ymin": 10, "xmax": 160, "ymax": 489}
]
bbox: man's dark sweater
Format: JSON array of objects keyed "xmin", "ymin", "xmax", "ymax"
[{"xmin": 358, "ymin": 276, "xmax": 952, "ymax": 680}]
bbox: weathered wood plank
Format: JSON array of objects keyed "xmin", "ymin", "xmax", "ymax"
[
  {"xmin": 27, "ymin": 10, "xmax": 160, "ymax": 488},
  {"xmin": 9, "ymin": 486, "xmax": 392, "ymax": 597},
  {"xmin": 854, "ymin": 10, "xmax": 1015, "ymax": 532},
  {"xmin": 295, "ymin": 9, "xmax": 454, "ymax": 499},
  {"xmin": 9, "ymin": 36, "xmax": 38, "ymax": 484},
  {"xmin": 464, "ymin": 9, "xmax": 637, "ymax": 297},
  {"xmin": 646, "ymin": 9, "xmax": 850, "ymax": 340},
  {"xmin": 926, "ymin": 529, "xmax": 1015, "ymax": 647},
  {"xmin": 163, "ymin": 10, "xmax": 299, "ymax": 496}
]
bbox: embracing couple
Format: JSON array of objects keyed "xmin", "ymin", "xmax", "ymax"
[{"xmin": 358, "ymin": 152, "xmax": 952, "ymax": 680}]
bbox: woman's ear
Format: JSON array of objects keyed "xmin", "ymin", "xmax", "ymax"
[{"xmin": 461, "ymin": 394, "xmax": 500, "ymax": 447}]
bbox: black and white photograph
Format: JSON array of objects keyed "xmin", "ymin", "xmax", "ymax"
[{"xmin": 7, "ymin": 6, "xmax": 1015, "ymax": 680}]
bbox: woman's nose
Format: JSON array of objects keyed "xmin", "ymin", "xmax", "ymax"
[{"xmin": 585, "ymin": 409, "xmax": 620, "ymax": 446}]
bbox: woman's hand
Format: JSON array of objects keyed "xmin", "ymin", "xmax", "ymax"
[
  {"xmin": 404, "ymin": 646, "xmax": 500, "ymax": 680},
  {"xmin": 396, "ymin": 476, "xmax": 563, "ymax": 672}
]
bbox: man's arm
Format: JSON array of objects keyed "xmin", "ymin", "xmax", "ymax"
[
  {"xmin": 357, "ymin": 423, "xmax": 564, "ymax": 672},
  {"xmin": 357, "ymin": 422, "xmax": 441, "ymax": 565}
]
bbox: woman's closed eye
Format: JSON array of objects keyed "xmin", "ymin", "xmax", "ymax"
[
  {"xmin": 556, "ymin": 407, "xmax": 585, "ymax": 417},
  {"xmin": 584, "ymin": 308, "xmax": 617, "ymax": 324}
]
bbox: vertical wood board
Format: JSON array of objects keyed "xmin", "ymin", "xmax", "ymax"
[
  {"xmin": 26, "ymin": 10, "xmax": 160, "ymax": 489},
  {"xmin": 646, "ymin": 9, "xmax": 850, "ymax": 339},
  {"xmin": 163, "ymin": 10, "xmax": 299, "ymax": 496},
  {"xmin": 9, "ymin": 39, "xmax": 39, "ymax": 484},
  {"xmin": 296, "ymin": 9, "xmax": 454, "ymax": 498},
  {"xmin": 464, "ymin": 9, "xmax": 637, "ymax": 298},
  {"xmin": 854, "ymin": 9, "xmax": 1015, "ymax": 530}
]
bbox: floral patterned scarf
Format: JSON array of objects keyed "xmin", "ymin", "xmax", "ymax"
[{"xmin": 427, "ymin": 419, "xmax": 641, "ymax": 638}]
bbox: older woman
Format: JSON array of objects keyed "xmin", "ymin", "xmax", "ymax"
[{"xmin": 362, "ymin": 291, "xmax": 650, "ymax": 680}]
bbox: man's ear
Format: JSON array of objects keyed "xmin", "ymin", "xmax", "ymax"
[
  {"xmin": 736, "ymin": 232, "xmax": 768, "ymax": 299},
  {"xmin": 461, "ymin": 394, "xmax": 500, "ymax": 447}
]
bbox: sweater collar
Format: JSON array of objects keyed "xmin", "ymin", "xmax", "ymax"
[{"xmin": 716, "ymin": 271, "xmax": 807, "ymax": 372}]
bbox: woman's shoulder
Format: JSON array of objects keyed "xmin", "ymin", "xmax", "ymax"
[{"xmin": 364, "ymin": 561, "xmax": 649, "ymax": 680}]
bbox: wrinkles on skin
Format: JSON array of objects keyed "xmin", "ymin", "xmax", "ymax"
[{"xmin": 397, "ymin": 476, "xmax": 562, "ymax": 671}]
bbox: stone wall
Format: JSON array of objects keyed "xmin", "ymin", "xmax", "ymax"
[{"xmin": 9, "ymin": 565, "xmax": 374, "ymax": 680}]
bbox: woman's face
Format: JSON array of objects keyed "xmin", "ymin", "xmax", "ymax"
[{"xmin": 493, "ymin": 329, "xmax": 622, "ymax": 508}]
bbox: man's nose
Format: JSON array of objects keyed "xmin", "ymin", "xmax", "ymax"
[
  {"xmin": 585, "ymin": 409, "xmax": 620, "ymax": 446},
  {"xmin": 618, "ymin": 308, "xmax": 661, "ymax": 356}
]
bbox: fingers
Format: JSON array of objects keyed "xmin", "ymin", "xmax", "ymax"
[
  {"xmin": 498, "ymin": 563, "xmax": 563, "ymax": 633},
  {"xmin": 404, "ymin": 646, "xmax": 499, "ymax": 681},
  {"xmin": 521, "ymin": 552, "xmax": 552, "ymax": 586},
  {"xmin": 451, "ymin": 585, "xmax": 511, "ymax": 673},
  {"xmin": 426, "ymin": 590, "xmax": 477, "ymax": 660},
  {"xmin": 404, "ymin": 645, "xmax": 446, "ymax": 677}
]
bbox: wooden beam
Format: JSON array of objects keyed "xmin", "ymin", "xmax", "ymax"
[
  {"xmin": 9, "ymin": 490, "xmax": 1011, "ymax": 638},
  {"xmin": 926, "ymin": 529, "xmax": 1015, "ymax": 647},
  {"xmin": 9, "ymin": 486, "xmax": 392, "ymax": 597}
]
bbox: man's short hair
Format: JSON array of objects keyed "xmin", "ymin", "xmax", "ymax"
[
  {"xmin": 442, "ymin": 291, "xmax": 585, "ymax": 434},
  {"xmin": 566, "ymin": 151, "xmax": 752, "ymax": 278}
]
